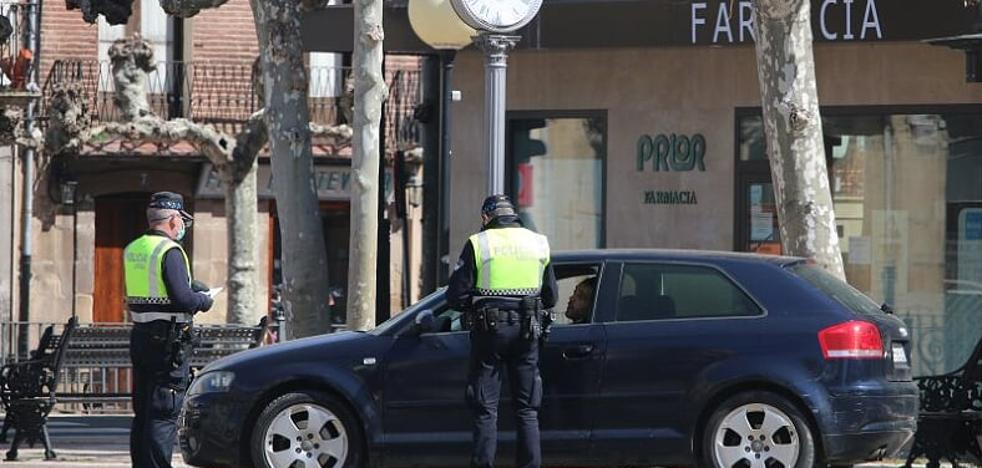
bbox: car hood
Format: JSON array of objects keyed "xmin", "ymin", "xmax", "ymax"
[{"xmin": 199, "ymin": 330, "xmax": 374, "ymax": 374}]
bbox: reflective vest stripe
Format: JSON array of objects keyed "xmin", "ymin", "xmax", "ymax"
[
  {"xmin": 476, "ymin": 231, "xmax": 492, "ymax": 292},
  {"xmin": 147, "ymin": 238, "xmax": 173, "ymax": 298},
  {"xmin": 130, "ymin": 311, "xmax": 190, "ymax": 323}
]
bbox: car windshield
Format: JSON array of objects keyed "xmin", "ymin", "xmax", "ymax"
[
  {"xmin": 787, "ymin": 262, "xmax": 881, "ymax": 316},
  {"xmin": 367, "ymin": 287, "xmax": 447, "ymax": 336}
]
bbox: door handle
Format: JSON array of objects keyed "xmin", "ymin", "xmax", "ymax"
[{"xmin": 562, "ymin": 344, "xmax": 594, "ymax": 360}]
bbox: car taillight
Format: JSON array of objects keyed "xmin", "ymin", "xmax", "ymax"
[{"xmin": 818, "ymin": 321, "xmax": 883, "ymax": 360}]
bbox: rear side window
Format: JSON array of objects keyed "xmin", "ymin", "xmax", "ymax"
[
  {"xmin": 616, "ymin": 263, "xmax": 762, "ymax": 322},
  {"xmin": 788, "ymin": 263, "xmax": 880, "ymax": 315}
]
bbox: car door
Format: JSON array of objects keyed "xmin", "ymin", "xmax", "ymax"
[
  {"xmin": 593, "ymin": 261, "xmax": 766, "ymax": 465},
  {"xmin": 380, "ymin": 301, "xmax": 472, "ymax": 466},
  {"xmin": 380, "ymin": 262, "xmax": 610, "ymax": 466},
  {"xmin": 537, "ymin": 262, "xmax": 609, "ymax": 465}
]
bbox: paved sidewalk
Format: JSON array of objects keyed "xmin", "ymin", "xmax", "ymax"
[
  {"xmin": 0, "ymin": 415, "xmax": 189, "ymax": 467},
  {"xmin": 0, "ymin": 416, "xmax": 964, "ymax": 468}
]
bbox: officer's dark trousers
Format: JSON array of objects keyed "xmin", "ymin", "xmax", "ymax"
[
  {"xmin": 130, "ymin": 322, "xmax": 190, "ymax": 468},
  {"xmin": 467, "ymin": 320, "xmax": 543, "ymax": 468}
]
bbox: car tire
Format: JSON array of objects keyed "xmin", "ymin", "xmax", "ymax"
[
  {"xmin": 250, "ymin": 391, "xmax": 364, "ymax": 468},
  {"xmin": 702, "ymin": 391, "xmax": 817, "ymax": 468}
]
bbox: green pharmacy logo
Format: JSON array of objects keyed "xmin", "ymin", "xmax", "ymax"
[{"xmin": 637, "ymin": 134, "xmax": 706, "ymax": 172}]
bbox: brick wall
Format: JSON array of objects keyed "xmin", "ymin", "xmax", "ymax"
[
  {"xmin": 190, "ymin": 0, "xmax": 259, "ymax": 64},
  {"xmin": 40, "ymin": 1, "xmax": 99, "ymax": 78}
]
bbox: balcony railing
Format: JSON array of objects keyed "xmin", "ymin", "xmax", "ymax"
[
  {"xmin": 0, "ymin": 1, "xmax": 39, "ymax": 92},
  {"xmin": 42, "ymin": 59, "xmax": 423, "ymax": 154}
]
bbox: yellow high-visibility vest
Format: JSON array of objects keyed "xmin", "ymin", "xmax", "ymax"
[{"xmin": 469, "ymin": 227, "xmax": 550, "ymax": 297}]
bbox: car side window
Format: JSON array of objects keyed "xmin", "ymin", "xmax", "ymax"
[
  {"xmin": 552, "ymin": 263, "xmax": 601, "ymax": 326},
  {"xmin": 616, "ymin": 263, "xmax": 761, "ymax": 322}
]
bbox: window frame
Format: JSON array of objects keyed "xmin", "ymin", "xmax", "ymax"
[
  {"xmin": 505, "ymin": 109, "xmax": 609, "ymax": 248},
  {"xmin": 550, "ymin": 261, "xmax": 607, "ymax": 328},
  {"xmin": 609, "ymin": 261, "xmax": 768, "ymax": 324}
]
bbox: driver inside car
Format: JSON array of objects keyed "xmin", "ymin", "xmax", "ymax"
[{"xmin": 565, "ymin": 277, "xmax": 596, "ymax": 325}]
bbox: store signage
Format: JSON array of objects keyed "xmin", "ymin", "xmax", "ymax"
[
  {"xmin": 691, "ymin": 0, "xmax": 884, "ymax": 45},
  {"xmin": 637, "ymin": 133, "xmax": 704, "ymax": 206},
  {"xmin": 643, "ymin": 190, "xmax": 699, "ymax": 205},
  {"xmin": 637, "ymin": 133, "xmax": 706, "ymax": 172},
  {"xmin": 196, "ymin": 163, "xmax": 392, "ymax": 201}
]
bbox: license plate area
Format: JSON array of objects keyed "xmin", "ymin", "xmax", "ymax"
[{"xmin": 892, "ymin": 342, "xmax": 909, "ymax": 367}]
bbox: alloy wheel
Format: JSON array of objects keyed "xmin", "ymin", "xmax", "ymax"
[
  {"xmin": 712, "ymin": 403, "xmax": 800, "ymax": 468},
  {"xmin": 263, "ymin": 403, "xmax": 348, "ymax": 468}
]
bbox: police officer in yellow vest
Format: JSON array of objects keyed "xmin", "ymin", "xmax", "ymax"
[
  {"xmin": 448, "ymin": 194, "xmax": 558, "ymax": 468},
  {"xmin": 124, "ymin": 192, "xmax": 213, "ymax": 468}
]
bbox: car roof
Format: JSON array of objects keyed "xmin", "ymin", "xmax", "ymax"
[{"xmin": 551, "ymin": 249, "xmax": 803, "ymax": 266}]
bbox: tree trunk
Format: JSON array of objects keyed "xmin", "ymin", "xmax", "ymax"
[
  {"xmin": 224, "ymin": 111, "xmax": 267, "ymax": 324},
  {"xmin": 224, "ymin": 163, "xmax": 258, "ymax": 324},
  {"xmin": 250, "ymin": 0, "xmax": 332, "ymax": 338},
  {"xmin": 347, "ymin": 0, "xmax": 385, "ymax": 331},
  {"xmin": 752, "ymin": 0, "xmax": 845, "ymax": 279}
]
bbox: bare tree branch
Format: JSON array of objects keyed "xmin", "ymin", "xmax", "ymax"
[
  {"xmin": 108, "ymin": 36, "xmax": 156, "ymax": 121},
  {"xmin": 159, "ymin": 0, "xmax": 231, "ymax": 17},
  {"xmin": 66, "ymin": 0, "xmax": 135, "ymax": 25},
  {"xmin": 44, "ymin": 82, "xmax": 90, "ymax": 154}
]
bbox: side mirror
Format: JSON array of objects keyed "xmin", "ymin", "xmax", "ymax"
[{"xmin": 413, "ymin": 309, "xmax": 437, "ymax": 335}]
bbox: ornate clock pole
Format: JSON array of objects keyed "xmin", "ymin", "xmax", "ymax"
[
  {"xmin": 474, "ymin": 34, "xmax": 520, "ymax": 195},
  {"xmin": 449, "ymin": 0, "xmax": 542, "ymax": 196}
]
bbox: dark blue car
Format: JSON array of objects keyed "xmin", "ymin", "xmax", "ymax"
[{"xmin": 179, "ymin": 250, "xmax": 918, "ymax": 468}]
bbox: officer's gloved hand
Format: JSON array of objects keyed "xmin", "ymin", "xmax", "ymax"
[
  {"xmin": 200, "ymin": 295, "xmax": 214, "ymax": 313},
  {"xmin": 191, "ymin": 280, "xmax": 209, "ymax": 293}
]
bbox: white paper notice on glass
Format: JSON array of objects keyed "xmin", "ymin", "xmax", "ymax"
[
  {"xmin": 750, "ymin": 210, "xmax": 774, "ymax": 241},
  {"xmin": 848, "ymin": 236, "xmax": 872, "ymax": 265}
]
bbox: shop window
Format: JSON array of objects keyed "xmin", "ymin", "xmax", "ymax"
[
  {"xmin": 507, "ymin": 112, "xmax": 606, "ymax": 250},
  {"xmin": 616, "ymin": 263, "xmax": 761, "ymax": 322},
  {"xmin": 735, "ymin": 108, "xmax": 982, "ymax": 376}
]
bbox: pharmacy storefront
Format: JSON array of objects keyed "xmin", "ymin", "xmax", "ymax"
[{"xmin": 426, "ymin": 0, "xmax": 982, "ymax": 376}]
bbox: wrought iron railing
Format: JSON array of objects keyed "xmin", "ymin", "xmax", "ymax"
[{"xmin": 41, "ymin": 59, "xmax": 423, "ymax": 152}]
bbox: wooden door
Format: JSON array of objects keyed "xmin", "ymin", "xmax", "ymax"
[{"xmin": 94, "ymin": 195, "xmax": 149, "ymax": 323}]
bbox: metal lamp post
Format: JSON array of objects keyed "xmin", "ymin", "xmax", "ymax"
[
  {"xmin": 447, "ymin": 0, "xmax": 542, "ymax": 195},
  {"xmin": 473, "ymin": 34, "xmax": 519, "ymax": 195},
  {"xmin": 407, "ymin": 0, "xmax": 475, "ymax": 282}
]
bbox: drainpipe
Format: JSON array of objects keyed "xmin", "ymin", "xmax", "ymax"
[{"xmin": 17, "ymin": 0, "xmax": 41, "ymax": 357}]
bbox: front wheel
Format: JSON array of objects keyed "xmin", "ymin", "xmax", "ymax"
[
  {"xmin": 250, "ymin": 391, "xmax": 364, "ymax": 468},
  {"xmin": 702, "ymin": 391, "xmax": 817, "ymax": 468}
]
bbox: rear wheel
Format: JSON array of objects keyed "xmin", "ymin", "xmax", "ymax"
[
  {"xmin": 702, "ymin": 391, "xmax": 816, "ymax": 468},
  {"xmin": 250, "ymin": 391, "xmax": 364, "ymax": 468}
]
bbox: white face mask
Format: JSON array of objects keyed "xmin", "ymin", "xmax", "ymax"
[{"xmin": 174, "ymin": 216, "xmax": 187, "ymax": 242}]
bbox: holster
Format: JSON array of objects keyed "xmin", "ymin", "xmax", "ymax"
[
  {"xmin": 520, "ymin": 296, "xmax": 545, "ymax": 342},
  {"xmin": 167, "ymin": 320, "xmax": 194, "ymax": 370}
]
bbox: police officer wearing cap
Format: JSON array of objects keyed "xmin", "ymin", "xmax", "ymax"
[
  {"xmin": 448, "ymin": 194, "xmax": 558, "ymax": 468},
  {"xmin": 124, "ymin": 192, "xmax": 213, "ymax": 468}
]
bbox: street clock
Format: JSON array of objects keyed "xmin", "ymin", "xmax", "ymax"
[{"xmin": 450, "ymin": 0, "xmax": 542, "ymax": 33}]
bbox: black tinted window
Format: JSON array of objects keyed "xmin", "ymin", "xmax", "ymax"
[
  {"xmin": 616, "ymin": 264, "xmax": 762, "ymax": 322},
  {"xmin": 788, "ymin": 263, "xmax": 881, "ymax": 315}
]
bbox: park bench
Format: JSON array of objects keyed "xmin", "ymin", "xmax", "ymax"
[
  {"xmin": 0, "ymin": 317, "xmax": 78, "ymax": 460},
  {"xmin": 904, "ymin": 336, "xmax": 982, "ymax": 468},
  {"xmin": 0, "ymin": 316, "xmax": 270, "ymax": 460}
]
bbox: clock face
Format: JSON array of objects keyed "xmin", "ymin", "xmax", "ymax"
[{"xmin": 451, "ymin": 0, "xmax": 542, "ymax": 33}]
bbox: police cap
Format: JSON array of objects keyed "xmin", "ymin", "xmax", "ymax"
[
  {"xmin": 481, "ymin": 194, "xmax": 516, "ymax": 219},
  {"xmin": 148, "ymin": 191, "xmax": 193, "ymax": 221}
]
